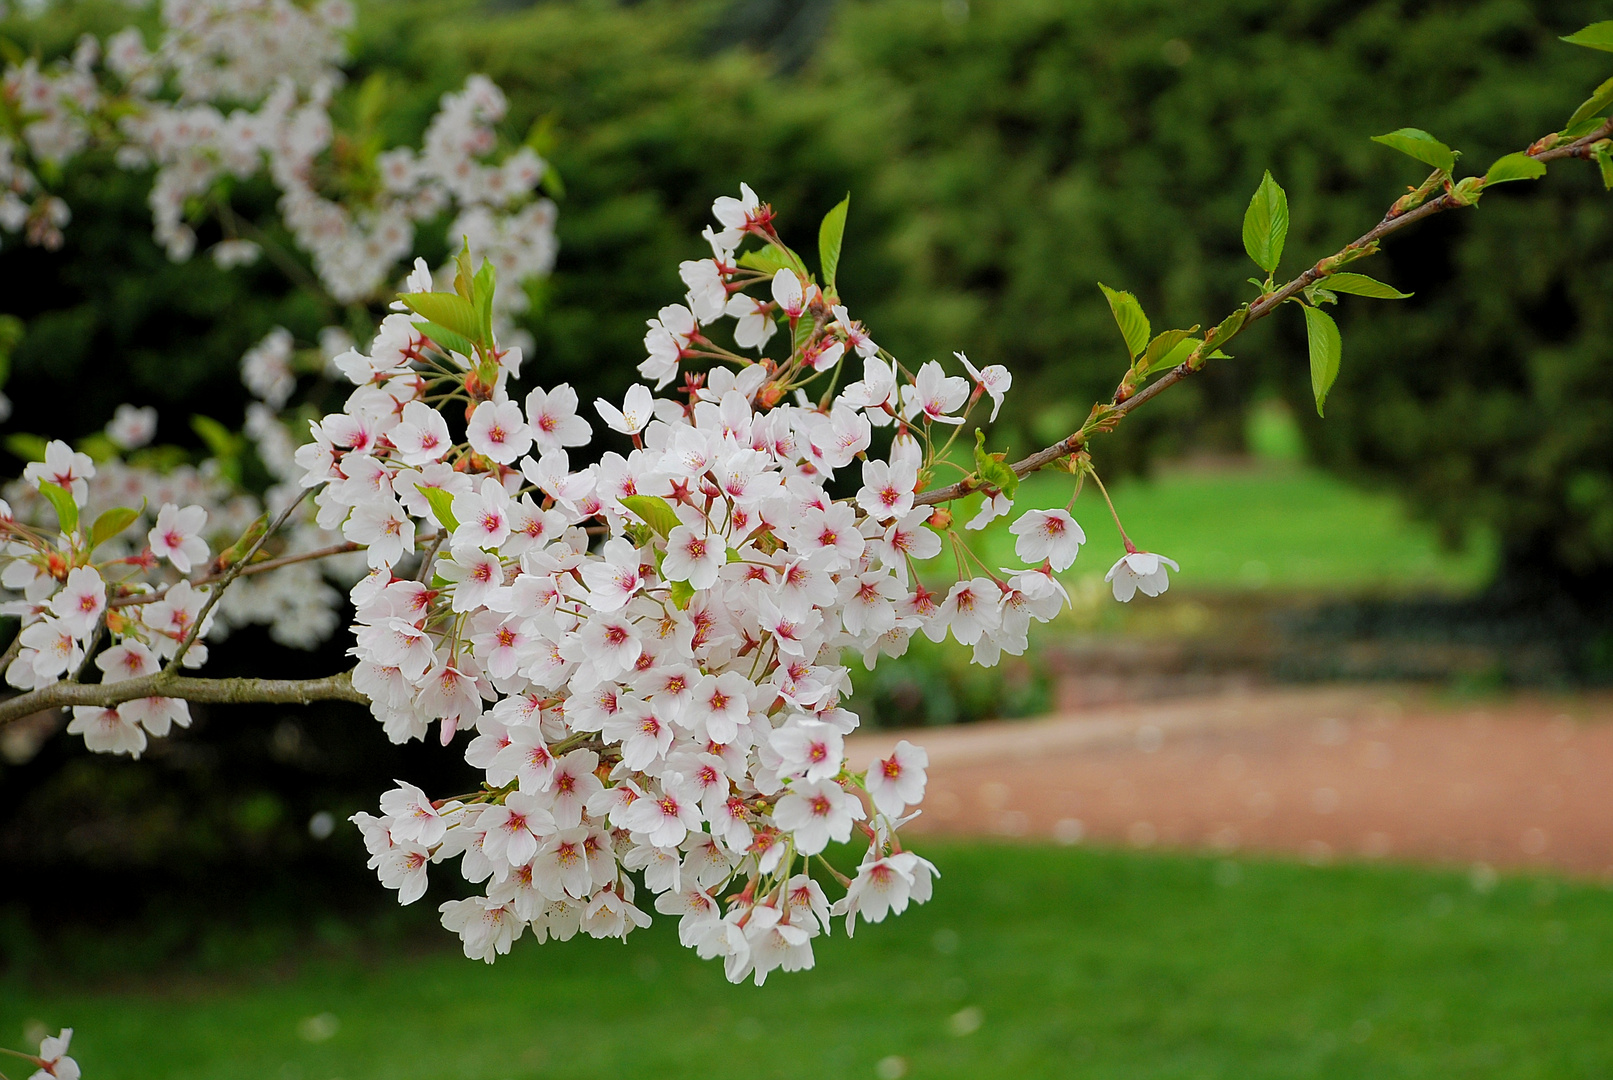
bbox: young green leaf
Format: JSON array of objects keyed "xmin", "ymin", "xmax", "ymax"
[
  {"xmin": 89, "ymin": 505, "xmax": 144, "ymax": 551},
  {"xmin": 1097, "ymin": 283, "xmax": 1150, "ymax": 359},
  {"xmin": 1241, "ymin": 170, "xmax": 1289, "ymax": 274},
  {"xmin": 473, "ymin": 257, "xmax": 497, "ymax": 347},
  {"xmin": 412, "ymin": 320, "xmax": 477, "ymax": 359},
  {"xmin": 1302, "ymin": 306, "xmax": 1343, "ymax": 418},
  {"xmin": 972, "ymin": 430, "xmax": 1020, "ymax": 498},
  {"xmin": 1203, "ymin": 306, "xmax": 1249, "ymax": 352},
  {"xmin": 38, "ymin": 481, "xmax": 79, "ymax": 535},
  {"xmin": 619, "ymin": 494, "xmax": 681, "ymax": 538},
  {"xmin": 402, "ymin": 292, "xmax": 483, "ymax": 350},
  {"xmin": 417, "ymin": 485, "xmax": 459, "ymax": 532},
  {"xmin": 818, "ymin": 194, "xmax": 850, "ymax": 295},
  {"xmin": 668, "ymin": 578, "xmax": 695, "ymax": 610},
  {"xmin": 1370, "ymin": 128, "xmax": 1457, "ymax": 174},
  {"xmin": 1324, "ymin": 272, "xmax": 1413, "ymax": 299},
  {"xmin": 1561, "ymin": 21, "xmax": 1613, "ymax": 53},
  {"xmin": 1138, "ymin": 328, "xmax": 1196, "ymax": 374},
  {"xmin": 1592, "ymin": 141, "xmax": 1613, "ymax": 191},
  {"xmin": 1144, "ymin": 336, "xmax": 1198, "ymax": 375},
  {"xmin": 1564, "ymin": 75, "xmax": 1613, "ymax": 134},
  {"xmin": 1484, "ymin": 152, "xmax": 1547, "ymax": 185}
]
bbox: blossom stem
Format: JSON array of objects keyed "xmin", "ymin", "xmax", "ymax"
[{"xmin": 1089, "ymin": 471, "xmax": 1135, "ymax": 554}]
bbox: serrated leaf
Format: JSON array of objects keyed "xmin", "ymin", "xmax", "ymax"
[
  {"xmin": 818, "ymin": 194, "xmax": 849, "ymax": 295},
  {"xmin": 669, "ymin": 578, "xmax": 695, "ymax": 610},
  {"xmin": 38, "ymin": 481, "xmax": 78, "ymax": 535},
  {"xmin": 413, "ymin": 320, "xmax": 477, "ymax": 359},
  {"xmin": 1144, "ymin": 336, "xmax": 1198, "ymax": 376},
  {"xmin": 1593, "ymin": 141, "xmax": 1613, "ymax": 191},
  {"xmin": 418, "ymin": 485, "xmax": 459, "ymax": 532},
  {"xmin": 1484, "ymin": 152, "xmax": 1547, "ymax": 185},
  {"xmin": 1139, "ymin": 328, "xmax": 1195, "ymax": 374},
  {"xmin": 1302, "ymin": 306, "xmax": 1343, "ymax": 418},
  {"xmin": 1370, "ymin": 128, "xmax": 1457, "ymax": 174},
  {"xmin": 972, "ymin": 430, "xmax": 1020, "ymax": 498},
  {"xmin": 5, "ymin": 433, "xmax": 49, "ymax": 463},
  {"xmin": 1565, "ymin": 75, "xmax": 1613, "ymax": 133},
  {"xmin": 1324, "ymin": 272, "xmax": 1413, "ymax": 300},
  {"xmin": 89, "ymin": 505, "xmax": 144, "ymax": 551},
  {"xmin": 1563, "ymin": 115, "xmax": 1610, "ymax": 140},
  {"xmin": 1204, "ymin": 307, "xmax": 1249, "ymax": 352},
  {"xmin": 1097, "ymin": 283, "xmax": 1150, "ymax": 359},
  {"xmin": 1241, "ymin": 170, "xmax": 1289, "ymax": 274},
  {"xmin": 1562, "ymin": 21, "xmax": 1613, "ymax": 53},
  {"xmin": 620, "ymin": 494, "xmax": 680, "ymax": 538},
  {"xmin": 402, "ymin": 292, "xmax": 483, "ymax": 350}
]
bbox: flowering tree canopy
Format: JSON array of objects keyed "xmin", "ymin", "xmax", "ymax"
[{"xmin": 1, "ymin": 3, "xmax": 1611, "ymax": 1070}]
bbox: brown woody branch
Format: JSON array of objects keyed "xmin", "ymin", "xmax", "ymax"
[
  {"xmin": 0, "ymin": 668, "xmax": 366, "ymax": 728},
  {"xmin": 915, "ymin": 116, "xmax": 1613, "ymax": 507}
]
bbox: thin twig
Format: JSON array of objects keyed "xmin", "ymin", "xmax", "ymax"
[
  {"xmin": 107, "ymin": 540, "xmax": 366, "ymax": 609},
  {"xmin": 164, "ymin": 488, "xmax": 311, "ymax": 673},
  {"xmin": 915, "ymin": 117, "xmax": 1613, "ymax": 507}
]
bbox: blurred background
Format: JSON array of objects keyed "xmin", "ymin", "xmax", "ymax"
[{"xmin": 2, "ymin": 0, "xmax": 1612, "ymax": 1076}]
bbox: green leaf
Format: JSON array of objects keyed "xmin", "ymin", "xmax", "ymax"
[
  {"xmin": 402, "ymin": 292, "xmax": 483, "ymax": 350},
  {"xmin": 668, "ymin": 578, "xmax": 695, "ymax": 610},
  {"xmin": 453, "ymin": 240, "xmax": 475, "ymax": 301},
  {"xmin": 1144, "ymin": 336, "xmax": 1198, "ymax": 376},
  {"xmin": 89, "ymin": 505, "xmax": 143, "ymax": 551},
  {"xmin": 1138, "ymin": 328, "xmax": 1196, "ymax": 375},
  {"xmin": 619, "ymin": 494, "xmax": 681, "ymax": 538},
  {"xmin": 1564, "ymin": 75, "xmax": 1613, "ymax": 134},
  {"xmin": 1370, "ymin": 128, "xmax": 1457, "ymax": 175},
  {"xmin": 736, "ymin": 245, "xmax": 810, "ymax": 282},
  {"xmin": 417, "ymin": 485, "xmax": 459, "ymax": 532},
  {"xmin": 1241, "ymin": 170, "xmax": 1290, "ymax": 274},
  {"xmin": 1484, "ymin": 152, "xmax": 1547, "ymax": 185},
  {"xmin": 1204, "ymin": 307, "xmax": 1249, "ymax": 352},
  {"xmin": 1592, "ymin": 141, "xmax": 1613, "ymax": 191},
  {"xmin": 5, "ymin": 433, "xmax": 49, "ymax": 463},
  {"xmin": 1097, "ymin": 283, "xmax": 1150, "ymax": 359},
  {"xmin": 791, "ymin": 312, "xmax": 816, "ymax": 354},
  {"xmin": 1302, "ymin": 306, "xmax": 1343, "ymax": 418},
  {"xmin": 1324, "ymin": 272, "xmax": 1413, "ymax": 300},
  {"xmin": 972, "ymin": 430, "xmax": 1020, "ymax": 499},
  {"xmin": 216, "ymin": 512, "xmax": 269, "ymax": 568},
  {"xmin": 1562, "ymin": 21, "xmax": 1613, "ymax": 53},
  {"xmin": 413, "ymin": 321, "xmax": 477, "ymax": 359},
  {"xmin": 818, "ymin": 194, "xmax": 850, "ymax": 295},
  {"xmin": 473, "ymin": 258, "xmax": 497, "ymax": 347},
  {"xmin": 38, "ymin": 481, "xmax": 78, "ymax": 535}
]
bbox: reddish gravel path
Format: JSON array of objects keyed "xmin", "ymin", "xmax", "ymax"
[{"xmin": 845, "ymin": 687, "xmax": 1613, "ymax": 878}]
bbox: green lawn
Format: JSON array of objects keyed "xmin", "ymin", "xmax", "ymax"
[
  {"xmin": 945, "ymin": 463, "xmax": 1497, "ymax": 598},
  {"xmin": 6, "ymin": 845, "xmax": 1611, "ymax": 1079}
]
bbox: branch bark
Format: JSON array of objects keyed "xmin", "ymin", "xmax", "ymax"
[
  {"xmin": 914, "ymin": 117, "xmax": 1613, "ymax": 507},
  {"xmin": 0, "ymin": 669, "xmax": 367, "ymax": 727}
]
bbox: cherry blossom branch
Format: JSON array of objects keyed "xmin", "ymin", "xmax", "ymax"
[
  {"xmin": 0, "ymin": 668, "xmax": 366, "ymax": 728},
  {"xmin": 914, "ymin": 116, "xmax": 1613, "ymax": 507}
]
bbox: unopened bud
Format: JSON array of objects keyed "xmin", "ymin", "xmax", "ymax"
[{"xmin": 926, "ymin": 507, "xmax": 953, "ymax": 530}]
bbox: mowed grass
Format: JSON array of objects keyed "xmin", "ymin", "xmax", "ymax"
[
  {"xmin": 946, "ymin": 464, "xmax": 1497, "ymax": 597},
  {"xmin": 6, "ymin": 845, "xmax": 1612, "ymax": 1080}
]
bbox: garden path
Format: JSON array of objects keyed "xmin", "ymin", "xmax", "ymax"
[{"xmin": 845, "ymin": 686, "xmax": 1613, "ymax": 878}]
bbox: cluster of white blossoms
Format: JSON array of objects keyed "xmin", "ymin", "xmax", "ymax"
[
  {"xmin": 325, "ymin": 186, "xmax": 1173, "ymax": 982},
  {"xmin": 1, "ymin": 0, "xmax": 556, "ymax": 309}
]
